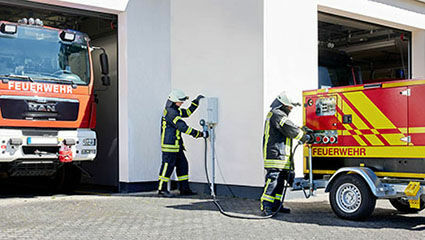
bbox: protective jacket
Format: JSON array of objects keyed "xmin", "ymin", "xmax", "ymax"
[
  {"xmin": 161, "ymin": 99, "xmax": 202, "ymax": 152},
  {"xmin": 263, "ymin": 106, "xmax": 308, "ymax": 170}
]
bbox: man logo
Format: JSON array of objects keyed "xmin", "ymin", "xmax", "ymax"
[{"xmin": 28, "ymin": 102, "xmax": 57, "ymax": 112}]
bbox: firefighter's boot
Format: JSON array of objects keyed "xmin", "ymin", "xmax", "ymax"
[
  {"xmin": 277, "ymin": 206, "xmax": 291, "ymax": 213},
  {"xmin": 158, "ymin": 181, "xmax": 175, "ymax": 198},
  {"xmin": 158, "ymin": 190, "xmax": 174, "ymax": 197},
  {"xmin": 273, "ymin": 202, "xmax": 291, "ymax": 213},
  {"xmin": 179, "ymin": 180, "xmax": 197, "ymax": 196},
  {"xmin": 261, "ymin": 201, "xmax": 274, "ymax": 216}
]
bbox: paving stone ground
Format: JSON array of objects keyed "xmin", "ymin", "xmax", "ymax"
[{"xmin": 0, "ymin": 186, "xmax": 424, "ymax": 240}]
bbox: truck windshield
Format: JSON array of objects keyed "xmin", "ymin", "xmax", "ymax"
[{"xmin": 0, "ymin": 25, "xmax": 90, "ymax": 85}]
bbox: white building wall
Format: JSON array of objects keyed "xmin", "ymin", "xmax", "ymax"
[
  {"xmin": 264, "ymin": 0, "xmax": 318, "ymax": 177},
  {"xmin": 171, "ymin": 0, "xmax": 264, "ymax": 186},
  {"xmin": 119, "ymin": 0, "xmax": 171, "ymax": 182}
]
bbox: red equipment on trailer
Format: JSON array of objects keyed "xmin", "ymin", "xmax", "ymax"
[{"xmin": 298, "ymin": 79, "xmax": 425, "ymax": 220}]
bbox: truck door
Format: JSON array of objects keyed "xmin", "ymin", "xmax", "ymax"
[
  {"xmin": 408, "ymin": 85, "xmax": 425, "ymax": 145},
  {"xmin": 342, "ymin": 86, "xmax": 408, "ymax": 146}
]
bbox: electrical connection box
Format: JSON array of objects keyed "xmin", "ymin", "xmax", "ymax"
[{"xmin": 207, "ymin": 97, "xmax": 218, "ymax": 125}]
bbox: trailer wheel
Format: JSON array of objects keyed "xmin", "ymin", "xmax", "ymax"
[
  {"xmin": 329, "ymin": 174, "xmax": 376, "ymax": 220},
  {"xmin": 389, "ymin": 198, "xmax": 425, "ymax": 213}
]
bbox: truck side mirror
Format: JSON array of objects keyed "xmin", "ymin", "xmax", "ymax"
[{"xmin": 100, "ymin": 53, "xmax": 109, "ymax": 75}]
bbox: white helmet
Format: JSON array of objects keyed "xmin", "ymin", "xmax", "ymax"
[
  {"xmin": 168, "ymin": 89, "xmax": 189, "ymax": 102},
  {"xmin": 276, "ymin": 91, "xmax": 300, "ymax": 108}
]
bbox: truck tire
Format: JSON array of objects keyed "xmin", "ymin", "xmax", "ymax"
[
  {"xmin": 389, "ymin": 198, "xmax": 425, "ymax": 213},
  {"xmin": 329, "ymin": 174, "xmax": 376, "ymax": 220}
]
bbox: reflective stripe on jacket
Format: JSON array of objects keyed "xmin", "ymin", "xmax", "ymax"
[
  {"xmin": 263, "ymin": 106, "xmax": 307, "ymax": 170},
  {"xmin": 161, "ymin": 100, "xmax": 202, "ymax": 152}
]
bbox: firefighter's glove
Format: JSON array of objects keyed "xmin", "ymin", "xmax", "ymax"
[
  {"xmin": 202, "ymin": 130, "xmax": 209, "ymax": 139},
  {"xmin": 193, "ymin": 95, "xmax": 205, "ymax": 104},
  {"xmin": 299, "ymin": 133, "xmax": 312, "ymax": 144},
  {"xmin": 307, "ymin": 133, "xmax": 315, "ymax": 144},
  {"xmin": 301, "ymin": 126, "xmax": 314, "ymax": 134}
]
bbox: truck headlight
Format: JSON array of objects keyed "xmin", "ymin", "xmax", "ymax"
[{"xmin": 82, "ymin": 138, "xmax": 96, "ymax": 146}]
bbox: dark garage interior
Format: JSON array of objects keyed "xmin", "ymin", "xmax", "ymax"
[{"xmin": 318, "ymin": 12, "xmax": 411, "ymax": 88}]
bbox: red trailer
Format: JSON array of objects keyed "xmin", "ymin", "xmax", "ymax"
[{"xmin": 300, "ymin": 79, "xmax": 425, "ymax": 220}]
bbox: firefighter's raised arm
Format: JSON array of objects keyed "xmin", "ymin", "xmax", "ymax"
[
  {"xmin": 179, "ymin": 95, "xmax": 204, "ymax": 118},
  {"xmin": 164, "ymin": 108, "xmax": 203, "ymax": 138}
]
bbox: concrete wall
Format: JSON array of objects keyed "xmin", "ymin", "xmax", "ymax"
[
  {"xmin": 171, "ymin": 0, "xmax": 264, "ymax": 186},
  {"xmin": 118, "ymin": 0, "xmax": 171, "ymax": 183}
]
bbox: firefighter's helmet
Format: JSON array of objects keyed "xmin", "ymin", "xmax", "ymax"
[
  {"xmin": 168, "ymin": 89, "xmax": 189, "ymax": 102},
  {"xmin": 275, "ymin": 91, "xmax": 300, "ymax": 108}
]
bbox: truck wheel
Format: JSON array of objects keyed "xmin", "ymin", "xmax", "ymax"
[
  {"xmin": 329, "ymin": 174, "xmax": 376, "ymax": 220},
  {"xmin": 389, "ymin": 198, "xmax": 425, "ymax": 213}
]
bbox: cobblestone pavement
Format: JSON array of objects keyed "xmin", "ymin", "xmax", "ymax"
[{"xmin": 0, "ymin": 189, "xmax": 424, "ymax": 240}]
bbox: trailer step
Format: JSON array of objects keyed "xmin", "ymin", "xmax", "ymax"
[{"xmin": 404, "ymin": 181, "xmax": 421, "ymax": 209}]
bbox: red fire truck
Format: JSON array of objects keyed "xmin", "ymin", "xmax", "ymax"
[
  {"xmin": 0, "ymin": 18, "xmax": 109, "ymax": 190},
  {"xmin": 300, "ymin": 79, "xmax": 425, "ymax": 220}
]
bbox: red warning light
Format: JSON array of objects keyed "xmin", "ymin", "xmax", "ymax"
[{"xmin": 322, "ymin": 136, "xmax": 330, "ymax": 144}]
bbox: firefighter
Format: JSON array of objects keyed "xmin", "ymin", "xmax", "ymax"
[
  {"xmin": 261, "ymin": 91, "xmax": 313, "ymax": 216},
  {"xmin": 158, "ymin": 89, "xmax": 208, "ymax": 197}
]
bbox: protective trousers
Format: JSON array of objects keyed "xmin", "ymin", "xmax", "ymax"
[
  {"xmin": 158, "ymin": 150, "xmax": 190, "ymax": 191},
  {"xmin": 260, "ymin": 170, "xmax": 289, "ymax": 211}
]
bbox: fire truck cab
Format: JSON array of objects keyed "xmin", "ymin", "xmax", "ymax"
[{"xmin": 0, "ymin": 19, "xmax": 109, "ymax": 190}]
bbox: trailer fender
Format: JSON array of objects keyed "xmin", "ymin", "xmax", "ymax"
[{"xmin": 325, "ymin": 167, "xmax": 391, "ymax": 198}]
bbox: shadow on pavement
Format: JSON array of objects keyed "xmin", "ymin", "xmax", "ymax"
[
  {"xmin": 166, "ymin": 198, "xmax": 425, "ymax": 231},
  {"xmin": 0, "ymin": 178, "xmax": 114, "ymax": 198},
  {"xmin": 0, "ymin": 177, "xmax": 56, "ymax": 198}
]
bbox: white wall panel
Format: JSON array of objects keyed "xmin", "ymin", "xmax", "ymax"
[
  {"xmin": 264, "ymin": 0, "xmax": 318, "ymax": 177},
  {"xmin": 171, "ymin": 0, "xmax": 264, "ymax": 186},
  {"xmin": 119, "ymin": 0, "xmax": 171, "ymax": 182}
]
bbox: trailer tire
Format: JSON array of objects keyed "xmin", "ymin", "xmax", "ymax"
[
  {"xmin": 329, "ymin": 174, "xmax": 376, "ymax": 220},
  {"xmin": 389, "ymin": 198, "xmax": 425, "ymax": 213}
]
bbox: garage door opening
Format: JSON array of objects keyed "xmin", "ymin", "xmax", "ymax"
[
  {"xmin": 318, "ymin": 12, "xmax": 411, "ymax": 88},
  {"xmin": 0, "ymin": 1, "xmax": 119, "ymax": 192}
]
